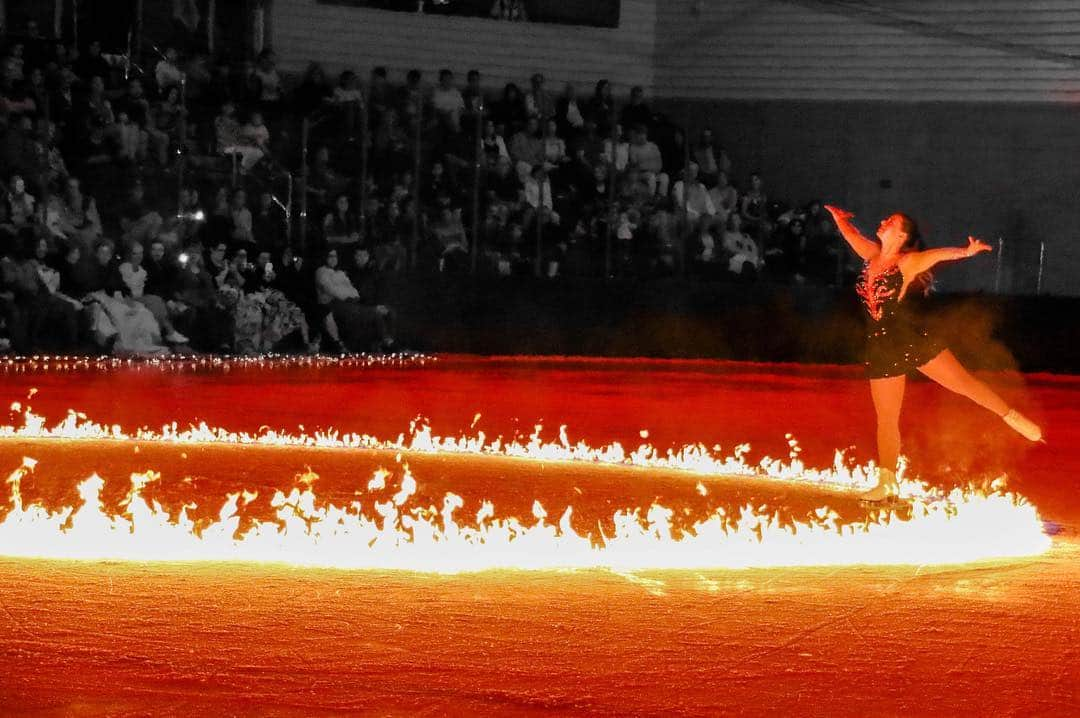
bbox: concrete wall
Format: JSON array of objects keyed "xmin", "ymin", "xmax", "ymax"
[
  {"xmin": 272, "ymin": 0, "xmax": 659, "ymax": 93},
  {"xmin": 654, "ymin": 0, "xmax": 1080, "ymax": 102}
]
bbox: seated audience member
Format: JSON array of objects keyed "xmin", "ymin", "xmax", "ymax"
[
  {"xmin": 627, "ymin": 125, "xmax": 668, "ymax": 196},
  {"xmin": 524, "ymin": 73, "xmax": 554, "ymax": 122},
  {"xmin": 152, "ymin": 85, "xmax": 188, "ymax": 154},
  {"xmin": 461, "ymin": 69, "xmax": 485, "ymax": 134},
  {"xmin": 229, "ymin": 189, "xmax": 255, "ymax": 248},
  {"xmin": 144, "ymin": 238, "xmax": 178, "ymax": 298},
  {"xmin": 429, "ymin": 206, "xmax": 470, "ymax": 273},
  {"xmin": 708, "ymin": 171, "xmax": 738, "ymax": 226},
  {"xmin": 490, "ymin": 0, "xmax": 528, "ymax": 20},
  {"xmin": 693, "ymin": 128, "xmax": 720, "ymax": 185},
  {"xmin": 586, "ymin": 79, "xmax": 616, "ymax": 137},
  {"xmin": 722, "ymin": 212, "xmax": 762, "ymax": 278},
  {"xmin": 119, "ymin": 181, "xmax": 164, "ymax": 245},
  {"xmin": 10, "ymin": 235, "xmax": 80, "ymax": 352},
  {"xmin": 371, "ymin": 201, "xmax": 409, "ymax": 273},
  {"xmin": 555, "ymin": 83, "xmax": 585, "ymax": 141},
  {"xmin": 332, "ymin": 70, "xmax": 364, "ymax": 137},
  {"xmin": 117, "ymin": 241, "xmax": 189, "ymax": 344},
  {"xmin": 117, "ymin": 79, "xmax": 169, "ymax": 166},
  {"xmin": 46, "ymin": 177, "xmax": 102, "ymax": 249},
  {"xmin": 215, "ymin": 102, "xmax": 264, "ymax": 172},
  {"xmin": 245, "ymin": 249, "xmax": 315, "ymax": 353},
  {"xmin": 173, "ymin": 251, "xmax": 233, "ymax": 352},
  {"xmin": 323, "ymin": 194, "xmax": 362, "ymax": 248},
  {"xmin": 672, "ymin": 162, "xmax": 716, "ymax": 229},
  {"xmin": 602, "ymin": 124, "xmax": 630, "ymax": 173},
  {"xmin": 252, "ymin": 49, "xmax": 283, "ymax": 105},
  {"xmin": 5, "ymin": 175, "xmax": 37, "ymax": 228},
  {"xmin": 493, "ymin": 83, "xmax": 527, "ymax": 134},
  {"xmin": 510, "ymin": 117, "xmax": 544, "ymax": 182},
  {"xmin": 253, "ymin": 191, "xmax": 289, "ymax": 255},
  {"xmin": 480, "ymin": 120, "xmax": 509, "ymax": 167},
  {"xmin": 739, "ymin": 172, "xmax": 770, "ymax": 240},
  {"xmin": 236, "ymin": 111, "xmax": 270, "ymax": 173},
  {"xmin": 619, "ymin": 86, "xmax": 652, "ymax": 133},
  {"xmin": 84, "ymin": 239, "xmax": 169, "ymax": 354},
  {"xmin": 154, "ymin": 46, "xmax": 184, "ymax": 95},
  {"xmin": 432, "ymin": 69, "xmax": 465, "ymax": 135},
  {"xmin": 315, "ymin": 248, "xmax": 396, "ymax": 352},
  {"xmin": 294, "ymin": 62, "xmax": 332, "ymax": 116}
]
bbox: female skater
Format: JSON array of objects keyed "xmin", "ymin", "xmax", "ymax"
[{"xmin": 823, "ymin": 205, "xmax": 1043, "ymax": 501}]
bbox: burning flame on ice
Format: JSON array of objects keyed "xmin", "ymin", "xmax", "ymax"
[
  {"xmin": 7, "ymin": 404, "xmax": 903, "ymax": 494},
  {"xmin": 0, "ymin": 459, "xmax": 1051, "ymax": 572}
]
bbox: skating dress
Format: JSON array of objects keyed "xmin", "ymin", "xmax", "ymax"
[{"xmin": 856, "ymin": 262, "xmax": 944, "ymax": 378}]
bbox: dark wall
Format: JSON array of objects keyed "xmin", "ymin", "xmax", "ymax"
[
  {"xmin": 385, "ymin": 276, "xmax": 1080, "ymax": 374},
  {"xmin": 654, "ymin": 99, "xmax": 1080, "ymax": 297}
]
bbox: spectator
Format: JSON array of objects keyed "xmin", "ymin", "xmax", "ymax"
[
  {"xmin": 693, "ymin": 128, "xmax": 720, "ymax": 185},
  {"xmin": 294, "ymin": 62, "xmax": 332, "ymax": 116},
  {"xmin": 174, "ymin": 250, "xmax": 232, "ymax": 352},
  {"xmin": 10, "ymin": 235, "xmax": 80, "ymax": 352},
  {"xmin": 85, "ymin": 239, "xmax": 169, "ymax": 354},
  {"xmin": 315, "ymin": 247, "xmax": 395, "ymax": 351},
  {"xmin": 5, "ymin": 175, "xmax": 36, "ymax": 228},
  {"xmin": 237, "ymin": 111, "xmax": 270, "ymax": 173},
  {"xmin": 252, "ymin": 49, "xmax": 283, "ymax": 105},
  {"xmin": 253, "ymin": 191, "xmax": 288, "ymax": 255},
  {"xmin": 586, "ymin": 79, "xmax": 616, "ymax": 137},
  {"xmin": 229, "ymin": 189, "xmax": 255, "ymax": 248},
  {"xmin": 627, "ymin": 124, "xmax": 668, "ymax": 197},
  {"xmin": 490, "ymin": 0, "xmax": 528, "ymax": 21},
  {"xmin": 620, "ymin": 86, "xmax": 652, "ymax": 133},
  {"xmin": 555, "ymin": 83, "xmax": 585, "ymax": 140},
  {"xmin": 152, "ymin": 85, "xmax": 188, "ymax": 156},
  {"xmin": 602, "ymin": 123, "xmax": 629, "ymax": 172},
  {"xmin": 332, "ymin": 70, "xmax": 364, "ymax": 137},
  {"xmin": 739, "ymin": 172, "xmax": 770, "ymax": 240},
  {"xmin": 722, "ymin": 212, "xmax": 762, "ymax": 278},
  {"xmin": 400, "ymin": 69, "xmax": 425, "ymax": 131},
  {"xmin": 708, "ymin": 170, "xmax": 738, "ymax": 226},
  {"xmin": 154, "ymin": 46, "xmax": 184, "ymax": 95},
  {"xmin": 119, "ymin": 181, "xmax": 164, "ymax": 245},
  {"xmin": 672, "ymin": 162, "xmax": 716, "ymax": 229},
  {"xmin": 246, "ymin": 249, "xmax": 314, "ymax": 353},
  {"xmin": 461, "ymin": 69, "xmax": 485, "ymax": 134},
  {"xmin": 524, "ymin": 73, "xmax": 554, "ymax": 122},
  {"xmin": 323, "ymin": 194, "xmax": 362, "ymax": 248},
  {"xmin": 493, "ymin": 83, "xmax": 527, "ymax": 134},
  {"xmin": 510, "ymin": 117, "xmax": 544, "ymax": 181},
  {"xmin": 46, "ymin": 177, "xmax": 102, "ymax": 249},
  {"xmin": 368, "ymin": 66, "xmax": 392, "ymax": 128},
  {"xmin": 480, "ymin": 119, "xmax": 509, "ymax": 167},
  {"xmin": 117, "ymin": 241, "xmax": 189, "ymax": 344},
  {"xmin": 429, "ymin": 206, "xmax": 469, "ymax": 273},
  {"xmin": 432, "ymin": 69, "xmax": 465, "ymax": 135}
]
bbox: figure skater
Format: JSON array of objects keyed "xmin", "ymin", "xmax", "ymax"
[{"xmin": 823, "ymin": 205, "xmax": 1043, "ymax": 502}]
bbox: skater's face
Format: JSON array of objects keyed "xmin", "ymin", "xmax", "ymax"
[{"xmin": 877, "ymin": 214, "xmax": 909, "ymax": 250}]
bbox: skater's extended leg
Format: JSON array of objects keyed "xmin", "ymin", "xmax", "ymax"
[{"xmin": 918, "ymin": 349, "xmax": 1042, "ymax": 441}]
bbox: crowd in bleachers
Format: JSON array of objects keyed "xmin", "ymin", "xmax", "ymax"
[{"xmin": 0, "ymin": 24, "xmax": 845, "ymax": 356}]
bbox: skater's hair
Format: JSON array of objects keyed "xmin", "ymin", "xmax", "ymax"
[
  {"xmin": 894, "ymin": 213, "xmax": 924, "ymax": 251},
  {"xmin": 895, "ymin": 212, "xmax": 933, "ymax": 294}
]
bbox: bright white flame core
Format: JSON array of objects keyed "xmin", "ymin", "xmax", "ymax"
[{"xmin": 0, "ymin": 405, "xmax": 1053, "ymax": 572}]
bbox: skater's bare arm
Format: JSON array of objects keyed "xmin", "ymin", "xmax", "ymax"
[
  {"xmin": 823, "ymin": 205, "xmax": 879, "ymax": 261},
  {"xmin": 901, "ymin": 236, "xmax": 991, "ymax": 276}
]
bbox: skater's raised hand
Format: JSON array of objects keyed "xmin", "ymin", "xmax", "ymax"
[
  {"xmin": 824, "ymin": 204, "xmax": 854, "ymax": 222},
  {"xmin": 966, "ymin": 236, "xmax": 992, "ymax": 257}
]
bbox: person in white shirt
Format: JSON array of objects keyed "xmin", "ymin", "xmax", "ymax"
[
  {"xmin": 524, "ymin": 164, "xmax": 559, "ymax": 229},
  {"xmin": 672, "ymin": 162, "xmax": 716, "ymax": 224},
  {"xmin": 602, "ymin": 124, "xmax": 629, "ymax": 173},
  {"xmin": 315, "ymin": 248, "xmax": 394, "ymax": 352},
  {"xmin": 118, "ymin": 241, "xmax": 188, "ymax": 344}
]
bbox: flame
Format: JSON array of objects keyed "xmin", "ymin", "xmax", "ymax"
[
  {"xmin": 4, "ymin": 403, "xmax": 906, "ymax": 494},
  {"xmin": 0, "ymin": 459, "xmax": 1050, "ymax": 571},
  {"xmin": 0, "ymin": 403, "xmax": 1053, "ymax": 571}
]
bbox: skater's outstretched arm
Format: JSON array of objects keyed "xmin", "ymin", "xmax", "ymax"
[
  {"xmin": 823, "ymin": 205, "xmax": 879, "ymax": 261},
  {"xmin": 900, "ymin": 236, "xmax": 991, "ymax": 276}
]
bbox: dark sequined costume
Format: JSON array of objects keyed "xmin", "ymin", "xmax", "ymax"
[{"xmin": 856, "ymin": 263, "xmax": 944, "ymax": 378}]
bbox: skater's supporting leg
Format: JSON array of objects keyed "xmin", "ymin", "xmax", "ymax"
[{"xmin": 869, "ymin": 374, "xmax": 905, "ymax": 475}]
